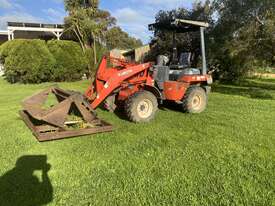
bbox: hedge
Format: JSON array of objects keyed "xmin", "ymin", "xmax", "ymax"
[
  {"xmin": 47, "ymin": 40, "xmax": 88, "ymax": 82},
  {"xmin": 0, "ymin": 39, "xmax": 56, "ymax": 83},
  {"xmin": 0, "ymin": 39, "xmax": 88, "ymax": 83}
]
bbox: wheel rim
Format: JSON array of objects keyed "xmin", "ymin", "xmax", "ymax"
[
  {"xmin": 191, "ymin": 95, "xmax": 202, "ymax": 110},
  {"xmin": 137, "ymin": 99, "xmax": 153, "ymax": 119}
]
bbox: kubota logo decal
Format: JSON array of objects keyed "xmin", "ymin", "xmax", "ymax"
[{"xmin": 118, "ymin": 70, "xmax": 133, "ymax": 77}]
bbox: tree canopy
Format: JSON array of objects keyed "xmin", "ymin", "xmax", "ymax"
[
  {"xmin": 64, "ymin": 0, "xmax": 115, "ymax": 50},
  {"xmin": 64, "ymin": 0, "xmax": 143, "ymax": 75},
  {"xmin": 64, "ymin": 0, "xmax": 143, "ymax": 52},
  {"xmin": 209, "ymin": 0, "xmax": 275, "ymax": 80},
  {"xmin": 105, "ymin": 27, "xmax": 143, "ymax": 50},
  {"xmin": 147, "ymin": 1, "xmax": 212, "ymax": 65},
  {"xmin": 149, "ymin": 0, "xmax": 275, "ymax": 81}
]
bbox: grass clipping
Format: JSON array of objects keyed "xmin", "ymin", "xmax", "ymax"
[{"xmin": 65, "ymin": 114, "xmax": 97, "ymax": 130}]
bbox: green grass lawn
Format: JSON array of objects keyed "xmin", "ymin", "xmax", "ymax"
[{"xmin": 0, "ymin": 77, "xmax": 274, "ymax": 206}]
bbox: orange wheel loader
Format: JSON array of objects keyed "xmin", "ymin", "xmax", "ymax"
[{"xmin": 20, "ymin": 19, "xmax": 212, "ymax": 141}]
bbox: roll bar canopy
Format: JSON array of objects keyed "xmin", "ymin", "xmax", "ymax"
[
  {"xmin": 148, "ymin": 19, "xmax": 209, "ymax": 75},
  {"xmin": 149, "ymin": 19, "xmax": 209, "ymax": 33}
]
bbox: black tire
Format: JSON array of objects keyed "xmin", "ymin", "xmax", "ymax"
[
  {"xmin": 125, "ymin": 91, "xmax": 158, "ymax": 123},
  {"xmin": 182, "ymin": 86, "xmax": 207, "ymax": 113}
]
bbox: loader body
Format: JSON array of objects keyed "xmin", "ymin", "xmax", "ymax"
[
  {"xmin": 86, "ymin": 55, "xmax": 211, "ymax": 107},
  {"xmin": 85, "ymin": 56, "xmax": 154, "ymax": 109}
]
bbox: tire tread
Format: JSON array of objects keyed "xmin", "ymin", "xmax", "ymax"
[
  {"xmin": 182, "ymin": 86, "xmax": 207, "ymax": 113},
  {"xmin": 125, "ymin": 91, "xmax": 158, "ymax": 122}
]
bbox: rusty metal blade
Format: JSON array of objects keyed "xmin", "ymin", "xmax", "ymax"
[{"xmin": 20, "ymin": 86, "xmax": 113, "ymax": 141}]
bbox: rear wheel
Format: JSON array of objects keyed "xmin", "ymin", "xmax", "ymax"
[
  {"xmin": 182, "ymin": 86, "xmax": 207, "ymax": 113},
  {"xmin": 125, "ymin": 91, "xmax": 158, "ymax": 123}
]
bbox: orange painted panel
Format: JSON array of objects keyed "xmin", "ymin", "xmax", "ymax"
[{"xmin": 163, "ymin": 81, "xmax": 188, "ymax": 101}]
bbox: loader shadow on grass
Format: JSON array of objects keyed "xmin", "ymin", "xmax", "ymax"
[
  {"xmin": 114, "ymin": 109, "xmax": 129, "ymax": 121},
  {"xmin": 113, "ymin": 103, "xmax": 184, "ymax": 119},
  {"xmin": 212, "ymin": 83, "xmax": 274, "ymax": 100},
  {"xmin": 0, "ymin": 155, "xmax": 53, "ymax": 206},
  {"xmin": 241, "ymin": 78, "xmax": 275, "ymax": 89},
  {"xmin": 159, "ymin": 101, "xmax": 183, "ymax": 112}
]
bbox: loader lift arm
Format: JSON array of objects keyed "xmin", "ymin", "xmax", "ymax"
[{"xmin": 85, "ymin": 56, "xmax": 153, "ymax": 109}]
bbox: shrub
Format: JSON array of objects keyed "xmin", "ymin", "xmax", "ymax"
[
  {"xmin": 0, "ymin": 40, "xmax": 24, "ymax": 63},
  {"xmin": 0, "ymin": 40, "xmax": 88, "ymax": 83},
  {"xmin": 47, "ymin": 40, "xmax": 88, "ymax": 82},
  {"xmin": 0, "ymin": 39, "xmax": 55, "ymax": 83}
]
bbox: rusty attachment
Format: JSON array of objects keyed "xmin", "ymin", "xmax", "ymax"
[{"xmin": 20, "ymin": 87, "xmax": 113, "ymax": 142}]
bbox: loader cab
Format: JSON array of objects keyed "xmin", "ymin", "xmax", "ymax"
[{"xmin": 148, "ymin": 19, "xmax": 210, "ymax": 88}]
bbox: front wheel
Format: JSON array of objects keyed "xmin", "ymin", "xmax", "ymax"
[
  {"xmin": 182, "ymin": 86, "xmax": 207, "ymax": 113},
  {"xmin": 125, "ymin": 91, "xmax": 158, "ymax": 123}
]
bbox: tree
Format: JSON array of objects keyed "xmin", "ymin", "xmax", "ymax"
[
  {"xmin": 150, "ymin": 0, "xmax": 275, "ymax": 81},
  {"xmin": 64, "ymin": 0, "xmax": 115, "ymax": 73},
  {"xmin": 105, "ymin": 27, "xmax": 143, "ymax": 50},
  {"xmin": 147, "ymin": 1, "xmax": 212, "ymax": 65},
  {"xmin": 209, "ymin": 0, "xmax": 275, "ymax": 80}
]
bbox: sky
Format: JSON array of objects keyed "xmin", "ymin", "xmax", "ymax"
[{"xmin": 0, "ymin": 0, "xmax": 196, "ymax": 43}]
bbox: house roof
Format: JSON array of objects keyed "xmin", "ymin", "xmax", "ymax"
[
  {"xmin": 7, "ymin": 22, "xmax": 64, "ymax": 29},
  {"xmin": 0, "ymin": 30, "xmax": 8, "ymax": 35}
]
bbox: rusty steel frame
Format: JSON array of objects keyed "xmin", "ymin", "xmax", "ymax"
[
  {"xmin": 20, "ymin": 87, "xmax": 113, "ymax": 142},
  {"xmin": 19, "ymin": 110, "xmax": 113, "ymax": 142}
]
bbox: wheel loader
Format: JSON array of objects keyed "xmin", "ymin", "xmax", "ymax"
[{"xmin": 20, "ymin": 19, "xmax": 212, "ymax": 141}]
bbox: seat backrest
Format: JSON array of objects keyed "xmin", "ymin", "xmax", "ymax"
[
  {"xmin": 156, "ymin": 55, "xmax": 169, "ymax": 66},
  {"xmin": 153, "ymin": 66, "xmax": 170, "ymax": 90},
  {"xmin": 179, "ymin": 52, "xmax": 192, "ymax": 67}
]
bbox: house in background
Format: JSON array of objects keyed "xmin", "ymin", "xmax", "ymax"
[
  {"xmin": 0, "ymin": 30, "xmax": 8, "ymax": 45},
  {"xmin": 0, "ymin": 64, "xmax": 4, "ymax": 76},
  {"xmin": 0, "ymin": 21, "xmax": 65, "ymax": 76},
  {"xmin": 0, "ymin": 22, "xmax": 64, "ymax": 44},
  {"xmin": 0, "ymin": 31, "xmax": 8, "ymax": 76}
]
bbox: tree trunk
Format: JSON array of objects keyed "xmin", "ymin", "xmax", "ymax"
[
  {"xmin": 73, "ymin": 28, "xmax": 85, "ymax": 52},
  {"xmin": 93, "ymin": 36, "xmax": 97, "ymax": 66}
]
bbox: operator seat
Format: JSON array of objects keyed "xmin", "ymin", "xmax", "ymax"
[
  {"xmin": 169, "ymin": 52, "xmax": 200, "ymax": 81},
  {"xmin": 169, "ymin": 52, "xmax": 191, "ymax": 70},
  {"xmin": 179, "ymin": 52, "xmax": 192, "ymax": 67},
  {"xmin": 156, "ymin": 55, "xmax": 169, "ymax": 66},
  {"xmin": 153, "ymin": 55, "xmax": 170, "ymax": 90}
]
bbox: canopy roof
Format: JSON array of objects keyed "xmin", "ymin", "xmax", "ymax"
[{"xmin": 148, "ymin": 19, "xmax": 209, "ymax": 33}]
